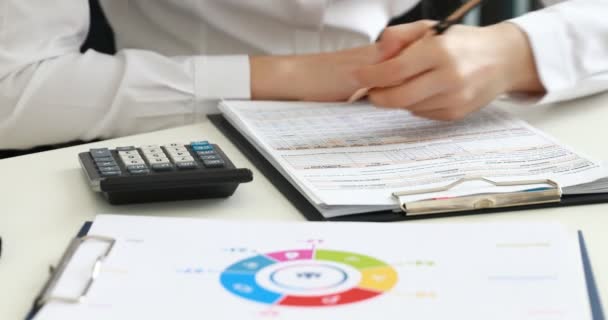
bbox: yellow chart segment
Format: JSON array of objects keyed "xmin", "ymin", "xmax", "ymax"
[{"xmin": 358, "ymin": 266, "xmax": 398, "ymax": 292}]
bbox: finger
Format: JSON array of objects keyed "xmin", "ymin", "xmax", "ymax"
[
  {"xmin": 355, "ymin": 37, "xmax": 440, "ymax": 89},
  {"xmin": 406, "ymin": 92, "xmax": 453, "ymax": 113},
  {"xmin": 367, "ymin": 69, "xmax": 450, "ymax": 109},
  {"xmin": 411, "ymin": 108, "xmax": 470, "ymax": 122},
  {"xmin": 378, "ymin": 20, "xmax": 436, "ymax": 60}
]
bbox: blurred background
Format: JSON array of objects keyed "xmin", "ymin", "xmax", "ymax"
[{"xmin": 83, "ymin": 0, "xmax": 546, "ymax": 55}]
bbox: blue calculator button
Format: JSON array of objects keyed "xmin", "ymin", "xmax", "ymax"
[
  {"xmin": 190, "ymin": 141, "xmax": 210, "ymax": 146},
  {"xmin": 192, "ymin": 145, "xmax": 214, "ymax": 152}
]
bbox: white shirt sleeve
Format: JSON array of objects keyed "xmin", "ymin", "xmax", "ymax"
[
  {"xmin": 509, "ymin": 0, "xmax": 608, "ymax": 104},
  {"xmin": 0, "ymin": 0, "xmax": 250, "ymax": 149}
]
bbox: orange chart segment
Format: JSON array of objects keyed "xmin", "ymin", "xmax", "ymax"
[{"xmin": 358, "ymin": 266, "xmax": 398, "ymax": 292}]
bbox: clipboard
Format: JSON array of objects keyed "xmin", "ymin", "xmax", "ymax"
[
  {"xmin": 27, "ymin": 221, "xmax": 605, "ymax": 320},
  {"xmin": 209, "ymin": 114, "xmax": 608, "ymax": 222}
]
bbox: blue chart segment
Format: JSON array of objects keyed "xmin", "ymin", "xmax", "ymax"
[
  {"xmin": 220, "ymin": 249, "xmax": 398, "ymax": 307},
  {"xmin": 220, "ymin": 272, "xmax": 283, "ymax": 304},
  {"xmin": 220, "ymin": 255, "xmax": 283, "ymax": 304}
]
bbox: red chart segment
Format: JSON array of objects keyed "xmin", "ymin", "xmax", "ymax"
[{"xmin": 279, "ymin": 288, "xmax": 382, "ymax": 307}]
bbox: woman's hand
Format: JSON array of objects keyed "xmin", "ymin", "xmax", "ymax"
[
  {"xmin": 250, "ymin": 44, "xmax": 388, "ymax": 102},
  {"xmin": 355, "ymin": 21, "xmax": 545, "ymax": 121}
]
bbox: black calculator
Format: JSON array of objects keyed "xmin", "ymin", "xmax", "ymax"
[{"xmin": 78, "ymin": 141, "xmax": 253, "ymax": 204}]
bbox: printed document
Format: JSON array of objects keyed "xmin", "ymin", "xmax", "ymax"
[
  {"xmin": 34, "ymin": 215, "xmax": 594, "ymax": 320},
  {"xmin": 219, "ymin": 101, "xmax": 606, "ymax": 217}
]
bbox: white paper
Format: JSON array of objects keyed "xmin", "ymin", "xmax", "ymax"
[
  {"xmin": 34, "ymin": 215, "xmax": 592, "ymax": 320},
  {"xmin": 220, "ymin": 101, "xmax": 606, "ymax": 217}
]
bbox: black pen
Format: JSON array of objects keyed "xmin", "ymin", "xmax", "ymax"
[{"xmin": 348, "ymin": 0, "xmax": 486, "ymax": 103}]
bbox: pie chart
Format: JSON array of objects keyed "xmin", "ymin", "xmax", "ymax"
[{"xmin": 220, "ymin": 249, "xmax": 398, "ymax": 307}]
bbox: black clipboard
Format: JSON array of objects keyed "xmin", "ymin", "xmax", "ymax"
[
  {"xmin": 27, "ymin": 222, "xmax": 604, "ymax": 319},
  {"xmin": 209, "ymin": 114, "xmax": 608, "ymax": 222}
]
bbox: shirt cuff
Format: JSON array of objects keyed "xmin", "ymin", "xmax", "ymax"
[
  {"xmin": 194, "ymin": 55, "xmax": 251, "ymax": 100},
  {"xmin": 509, "ymin": 10, "xmax": 574, "ymax": 105}
]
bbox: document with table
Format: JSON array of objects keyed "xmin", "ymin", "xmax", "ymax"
[
  {"xmin": 216, "ymin": 101, "xmax": 608, "ymax": 219},
  {"xmin": 31, "ymin": 215, "xmax": 600, "ymax": 320}
]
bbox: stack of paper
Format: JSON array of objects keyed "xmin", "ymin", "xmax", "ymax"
[
  {"xmin": 33, "ymin": 215, "xmax": 596, "ymax": 320},
  {"xmin": 219, "ymin": 101, "xmax": 608, "ymax": 218}
]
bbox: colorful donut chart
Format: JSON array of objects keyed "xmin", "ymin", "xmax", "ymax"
[{"xmin": 220, "ymin": 249, "xmax": 398, "ymax": 307}]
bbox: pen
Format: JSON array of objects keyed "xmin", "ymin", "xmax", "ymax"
[{"xmin": 347, "ymin": 0, "xmax": 485, "ymax": 103}]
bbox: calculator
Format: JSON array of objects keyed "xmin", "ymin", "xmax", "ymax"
[{"xmin": 78, "ymin": 141, "xmax": 253, "ymax": 204}]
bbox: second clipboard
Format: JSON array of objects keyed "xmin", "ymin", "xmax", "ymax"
[{"xmin": 209, "ymin": 113, "xmax": 608, "ymax": 222}]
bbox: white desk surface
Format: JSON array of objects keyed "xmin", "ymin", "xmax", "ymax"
[{"xmin": 1, "ymin": 95, "xmax": 607, "ymax": 319}]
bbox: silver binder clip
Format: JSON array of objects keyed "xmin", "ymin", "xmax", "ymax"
[
  {"xmin": 392, "ymin": 177, "xmax": 562, "ymax": 216},
  {"xmin": 35, "ymin": 235, "xmax": 116, "ymax": 308}
]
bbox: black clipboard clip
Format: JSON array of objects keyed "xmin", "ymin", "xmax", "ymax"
[
  {"xmin": 33, "ymin": 235, "xmax": 116, "ymax": 309},
  {"xmin": 392, "ymin": 177, "xmax": 563, "ymax": 216}
]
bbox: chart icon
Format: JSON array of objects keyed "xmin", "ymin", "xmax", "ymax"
[{"xmin": 220, "ymin": 249, "xmax": 398, "ymax": 307}]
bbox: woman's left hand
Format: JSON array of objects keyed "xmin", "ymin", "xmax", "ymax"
[{"xmin": 355, "ymin": 22, "xmax": 545, "ymax": 121}]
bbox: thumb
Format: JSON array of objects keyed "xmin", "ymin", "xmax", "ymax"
[{"xmin": 378, "ymin": 20, "xmax": 435, "ymax": 61}]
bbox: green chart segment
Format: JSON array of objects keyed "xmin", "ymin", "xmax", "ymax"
[{"xmin": 220, "ymin": 249, "xmax": 398, "ymax": 307}]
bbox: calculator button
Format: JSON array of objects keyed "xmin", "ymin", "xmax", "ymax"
[
  {"xmin": 121, "ymin": 154, "xmax": 143, "ymax": 162},
  {"xmin": 90, "ymin": 148, "xmax": 112, "ymax": 158},
  {"xmin": 147, "ymin": 157, "xmax": 170, "ymax": 164},
  {"xmin": 94, "ymin": 157, "xmax": 115, "ymax": 163},
  {"xmin": 151, "ymin": 163, "xmax": 174, "ymax": 171},
  {"xmin": 100, "ymin": 171, "xmax": 121, "ymax": 177},
  {"xmin": 140, "ymin": 144, "xmax": 159, "ymax": 150},
  {"xmin": 176, "ymin": 161, "xmax": 198, "ymax": 169},
  {"xmin": 116, "ymin": 146, "xmax": 136, "ymax": 151},
  {"xmin": 118, "ymin": 150, "xmax": 141, "ymax": 157},
  {"xmin": 129, "ymin": 169, "xmax": 150, "ymax": 175},
  {"xmin": 127, "ymin": 164, "xmax": 148, "ymax": 171},
  {"xmin": 165, "ymin": 143, "xmax": 184, "ymax": 148},
  {"xmin": 196, "ymin": 150, "xmax": 217, "ymax": 156},
  {"xmin": 124, "ymin": 159, "xmax": 146, "ymax": 166},
  {"xmin": 98, "ymin": 166, "xmax": 121, "ymax": 173},
  {"xmin": 173, "ymin": 156, "xmax": 195, "ymax": 163},
  {"xmin": 165, "ymin": 147, "xmax": 188, "ymax": 154},
  {"xmin": 191, "ymin": 141, "xmax": 209, "ymax": 146},
  {"xmin": 203, "ymin": 159, "xmax": 225, "ymax": 168},
  {"xmin": 145, "ymin": 153, "xmax": 168, "ymax": 161},
  {"xmin": 96, "ymin": 161, "xmax": 118, "ymax": 168},
  {"xmin": 142, "ymin": 148, "xmax": 164, "ymax": 155},
  {"xmin": 192, "ymin": 144, "xmax": 214, "ymax": 152},
  {"xmin": 199, "ymin": 154, "xmax": 220, "ymax": 161},
  {"xmin": 171, "ymin": 151, "xmax": 191, "ymax": 158}
]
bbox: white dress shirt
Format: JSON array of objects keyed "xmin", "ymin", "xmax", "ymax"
[{"xmin": 0, "ymin": 0, "xmax": 605, "ymax": 149}]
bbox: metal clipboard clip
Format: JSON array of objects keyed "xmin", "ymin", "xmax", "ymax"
[
  {"xmin": 392, "ymin": 177, "xmax": 562, "ymax": 216},
  {"xmin": 34, "ymin": 235, "xmax": 116, "ymax": 309}
]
